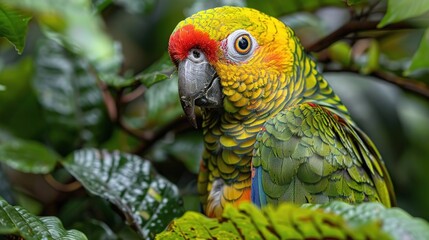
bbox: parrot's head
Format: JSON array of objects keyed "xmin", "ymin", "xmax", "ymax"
[{"xmin": 168, "ymin": 6, "xmax": 297, "ymax": 127}]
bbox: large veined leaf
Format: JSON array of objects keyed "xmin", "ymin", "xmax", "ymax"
[
  {"xmin": 0, "ymin": 139, "xmax": 59, "ymax": 174},
  {"xmin": 0, "ymin": 197, "xmax": 87, "ymax": 239},
  {"xmin": 378, "ymin": 0, "xmax": 429, "ymax": 27},
  {"xmin": 157, "ymin": 202, "xmax": 429, "ymax": 239},
  {"xmin": 307, "ymin": 202, "xmax": 429, "ymax": 239},
  {"xmin": 33, "ymin": 38, "xmax": 112, "ymax": 154},
  {"xmin": 62, "ymin": 148, "xmax": 184, "ymax": 239},
  {"xmin": 0, "ymin": 3, "xmax": 31, "ymax": 54}
]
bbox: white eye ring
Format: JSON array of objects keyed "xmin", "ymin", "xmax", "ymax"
[{"xmin": 225, "ymin": 30, "xmax": 258, "ymax": 63}]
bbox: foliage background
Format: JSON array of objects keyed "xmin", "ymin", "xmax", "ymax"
[{"xmin": 0, "ymin": 0, "xmax": 429, "ymax": 238}]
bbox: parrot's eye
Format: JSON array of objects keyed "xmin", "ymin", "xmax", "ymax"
[
  {"xmin": 234, "ymin": 34, "xmax": 251, "ymax": 55},
  {"xmin": 225, "ymin": 30, "xmax": 258, "ymax": 63}
]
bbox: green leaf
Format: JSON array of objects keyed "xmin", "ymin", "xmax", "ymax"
[
  {"xmin": 0, "ymin": 58, "xmax": 45, "ymax": 139},
  {"xmin": 0, "ymin": 197, "xmax": 87, "ymax": 239},
  {"xmin": 62, "ymin": 148, "xmax": 184, "ymax": 239},
  {"xmin": 73, "ymin": 219, "xmax": 118, "ymax": 240},
  {"xmin": 1, "ymin": 0, "xmax": 122, "ymax": 74},
  {"xmin": 0, "ymin": 165, "xmax": 14, "ymax": 204},
  {"xmin": 406, "ymin": 28, "xmax": 429, "ymax": 75},
  {"xmin": 92, "ymin": 0, "xmax": 113, "ymax": 12},
  {"xmin": 113, "ymin": 0, "xmax": 156, "ymax": 15},
  {"xmin": 378, "ymin": 0, "xmax": 429, "ymax": 27},
  {"xmin": 141, "ymin": 76, "xmax": 182, "ymax": 127},
  {"xmin": 136, "ymin": 53, "xmax": 176, "ymax": 88},
  {"xmin": 361, "ymin": 39, "xmax": 380, "ymax": 74},
  {"xmin": 157, "ymin": 202, "xmax": 429, "ymax": 239},
  {"xmin": 151, "ymin": 130, "xmax": 203, "ymax": 174},
  {"xmin": 0, "ymin": 3, "xmax": 31, "ymax": 54},
  {"xmin": 307, "ymin": 202, "xmax": 429, "ymax": 240},
  {"xmin": 346, "ymin": 0, "xmax": 367, "ymax": 5},
  {"xmin": 33, "ymin": 38, "xmax": 112, "ymax": 154},
  {"xmin": 328, "ymin": 41, "xmax": 352, "ymax": 67},
  {"xmin": 0, "ymin": 139, "xmax": 59, "ymax": 174}
]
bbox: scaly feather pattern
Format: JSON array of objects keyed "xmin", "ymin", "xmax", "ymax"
[{"xmin": 168, "ymin": 6, "xmax": 395, "ymax": 218}]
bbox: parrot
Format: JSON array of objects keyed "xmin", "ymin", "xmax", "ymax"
[{"xmin": 168, "ymin": 6, "xmax": 395, "ymax": 218}]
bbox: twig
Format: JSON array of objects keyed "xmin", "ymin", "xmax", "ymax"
[
  {"xmin": 307, "ymin": 21, "xmax": 421, "ymax": 52},
  {"xmin": 372, "ymin": 70, "xmax": 429, "ymax": 99},
  {"xmin": 121, "ymin": 85, "xmax": 146, "ymax": 103},
  {"xmin": 97, "ymin": 81, "xmax": 117, "ymax": 120},
  {"xmin": 44, "ymin": 174, "xmax": 82, "ymax": 192},
  {"xmin": 326, "ymin": 68, "xmax": 429, "ymax": 100}
]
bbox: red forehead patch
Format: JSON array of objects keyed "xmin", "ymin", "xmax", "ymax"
[{"xmin": 168, "ymin": 24, "xmax": 219, "ymax": 64}]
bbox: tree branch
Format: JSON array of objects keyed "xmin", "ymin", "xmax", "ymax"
[
  {"xmin": 372, "ymin": 70, "xmax": 429, "ymax": 99},
  {"xmin": 326, "ymin": 68, "xmax": 429, "ymax": 100},
  {"xmin": 306, "ymin": 21, "xmax": 422, "ymax": 52}
]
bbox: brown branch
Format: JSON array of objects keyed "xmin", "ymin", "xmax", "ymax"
[
  {"xmin": 121, "ymin": 85, "xmax": 146, "ymax": 103},
  {"xmin": 44, "ymin": 174, "xmax": 82, "ymax": 192},
  {"xmin": 307, "ymin": 21, "xmax": 422, "ymax": 52},
  {"xmin": 326, "ymin": 68, "xmax": 429, "ymax": 100},
  {"xmin": 372, "ymin": 70, "xmax": 429, "ymax": 99},
  {"xmin": 98, "ymin": 81, "xmax": 117, "ymax": 120}
]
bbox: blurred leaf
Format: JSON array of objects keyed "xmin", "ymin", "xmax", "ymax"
[
  {"xmin": 0, "ymin": 4, "xmax": 31, "ymax": 54},
  {"xmin": 0, "ymin": 84, "xmax": 5, "ymax": 91},
  {"xmin": 0, "ymin": 58, "xmax": 45, "ymax": 139},
  {"xmin": 397, "ymin": 97, "xmax": 429, "ymax": 219},
  {"xmin": 151, "ymin": 131, "xmax": 203, "ymax": 174},
  {"xmin": 142, "ymin": 77, "xmax": 182, "ymax": 126},
  {"xmin": 1, "ymin": 0, "xmax": 122, "ymax": 74},
  {"xmin": 62, "ymin": 148, "xmax": 184, "ymax": 239},
  {"xmin": 361, "ymin": 39, "xmax": 380, "ymax": 74},
  {"xmin": 100, "ymin": 73, "xmax": 135, "ymax": 88},
  {"xmin": 92, "ymin": 0, "xmax": 113, "ymax": 12},
  {"xmin": 114, "ymin": 0, "xmax": 156, "ymax": 15},
  {"xmin": 73, "ymin": 219, "xmax": 118, "ymax": 240},
  {"xmin": 58, "ymin": 196, "xmax": 124, "ymax": 231},
  {"xmin": 0, "ymin": 165, "xmax": 14, "ymax": 204},
  {"xmin": 328, "ymin": 41, "xmax": 352, "ymax": 67},
  {"xmin": 123, "ymin": 76, "xmax": 182, "ymax": 131},
  {"xmin": 346, "ymin": 0, "xmax": 367, "ymax": 5},
  {"xmin": 378, "ymin": 0, "xmax": 429, "ymax": 27},
  {"xmin": 246, "ymin": 0, "xmax": 343, "ymax": 17},
  {"xmin": 406, "ymin": 28, "xmax": 429, "ymax": 75},
  {"xmin": 15, "ymin": 192, "xmax": 42, "ymax": 215},
  {"xmin": 33, "ymin": 38, "xmax": 112, "ymax": 154},
  {"xmin": 136, "ymin": 53, "xmax": 175, "ymax": 88},
  {"xmin": 157, "ymin": 201, "xmax": 429, "ymax": 239},
  {"xmin": 0, "ymin": 139, "xmax": 59, "ymax": 174},
  {"xmin": 0, "ymin": 197, "xmax": 87, "ymax": 239}
]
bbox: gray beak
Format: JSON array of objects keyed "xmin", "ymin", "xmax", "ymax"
[{"xmin": 178, "ymin": 49, "xmax": 222, "ymax": 128}]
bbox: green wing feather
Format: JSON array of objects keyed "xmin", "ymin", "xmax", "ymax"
[{"xmin": 252, "ymin": 103, "xmax": 395, "ymax": 207}]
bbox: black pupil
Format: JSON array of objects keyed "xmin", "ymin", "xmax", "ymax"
[{"xmin": 238, "ymin": 37, "xmax": 249, "ymax": 50}]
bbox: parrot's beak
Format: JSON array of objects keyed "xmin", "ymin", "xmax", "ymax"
[{"xmin": 178, "ymin": 49, "xmax": 223, "ymax": 128}]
